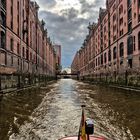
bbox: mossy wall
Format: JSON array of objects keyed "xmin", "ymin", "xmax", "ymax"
[{"xmin": 81, "ymin": 70, "xmax": 140, "ymax": 88}]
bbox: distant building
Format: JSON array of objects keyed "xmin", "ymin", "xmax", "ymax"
[{"xmin": 53, "ymin": 44, "xmax": 62, "ymax": 73}]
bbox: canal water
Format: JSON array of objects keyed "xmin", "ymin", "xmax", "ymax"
[{"xmin": 0, "ymin": 79, "xmax": 140, "ymax": 140}]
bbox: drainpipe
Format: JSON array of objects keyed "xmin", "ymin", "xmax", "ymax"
[
  {"xmin": 116, "ymin": 0, "xmax": 119, "ymax": 82},
  {"xmin": 19, "ymin": 0, "xmax": 23, "ymax": 88}
]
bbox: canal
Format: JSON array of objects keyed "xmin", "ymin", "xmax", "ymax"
[{"xmin": 0, "ymin": 79, "xmax": 140, "ymax": 140}]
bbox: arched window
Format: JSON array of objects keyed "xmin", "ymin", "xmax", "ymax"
[
  {"xmin": 101, "ymin": 54, "xmax": 103, "ymax": 65},
  {"xmin": 98, "ymin": 57, "xmax": 100, "ymax": 66},
  {"xmin": 138, "ymin": 32, "xmax": 140, "ymax": 50},
  {"xmin": 108, "ymin": 49, "xmax": 111, "ymax": 61},
  {"xmin": 96, "ymin": 58, "xmax": 97, "ymax": 66},
  {"xmin": 113, "ymin": 47, "xmax": 117, "ymax": 59},
  {"xmin": 119, "ymin": 42, "xmax": 124, "ymax": 57},
  {"xmin": 119, "ymin": 5, "xmax": 123, "ymax": 14},
  {"xmin": 113, "ymin": 14, "xmax": 116, "ymax": 22},
  {"xmin": 104, "ymin": 52, "xmax": 107, "ymax": 63},
  {"xmin": 127, "ymin": 36, "xmax": 133, "ymax": 55},
  {"xmin": 10, "ymin": 38, "xmax": 14, "ymax": 51}
]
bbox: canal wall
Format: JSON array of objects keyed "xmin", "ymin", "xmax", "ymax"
[
  {"xmin": 0, "ymin": 74, "xmax": 55, "ymax": 93},
  {"xmin": 80, "ymin": 69, "xmax": 140, "ymax": 89}
]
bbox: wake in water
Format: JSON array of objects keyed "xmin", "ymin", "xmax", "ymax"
[{"xmin": 9, "ymin": 80, "xmax": 81, "ymax": 140}]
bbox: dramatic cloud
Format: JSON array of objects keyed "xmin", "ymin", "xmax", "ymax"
[
  {"xmin": 35, "ymin": 0, "xmax": 106, "ymax": 68},
  {"xmin": 36, "ymin": 0, "xmax": 57, "ymax": 8}
]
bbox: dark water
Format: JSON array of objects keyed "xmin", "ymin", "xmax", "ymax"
[{"xmin": 0, "ymin": 79, "xmax": 140, "ymax": 140}]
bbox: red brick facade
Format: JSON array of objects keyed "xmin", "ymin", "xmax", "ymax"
[
  {"xmin": 53, "ymin": 44, "xmax": 61, "ymax": 73},
  {"xmin": 72, "ymin": 0, "xmax": 140, "ymax": 85},
  {"xmin": 0, "ymin": 0, "xmax": 59, "ymax": 76}
]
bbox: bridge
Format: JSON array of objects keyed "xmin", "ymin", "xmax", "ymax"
[
  {"xmin": 56, "ymin": 73, "xmax": 78, "ymax": 76},
  {"xmin": 56, "ymin": 73, "xmax": 79, "ymax": 80}
]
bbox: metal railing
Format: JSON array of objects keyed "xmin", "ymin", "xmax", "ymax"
[
  {"xmin": 0, "ymin": 0, "xmax": 6, "ymax": 9},
  {"xmin": 0, "ymin": 18, "xmax": 6, "ymax": 27}
]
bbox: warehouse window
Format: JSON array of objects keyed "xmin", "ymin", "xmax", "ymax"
[
  {"xmin": 10, "ymin": 38, "xmax": 14, "ymax": 51},
  {"xmin": 127, "ymin": 36, "xmax": 133, "ymax": 55},
  {"xmin": 113, "ymin": 47, "xmax": 117, "ymax": 59},
  {"xmin": 138, "ymin": 32, "xmax": 140, "ymax": 50},
  {"xmin": 119, "ymin": 42, "xmax": 124, "ymax": 57},
  {"xmin": 108, "ymin": 49, "xmax": 111, "ymax": 61}
]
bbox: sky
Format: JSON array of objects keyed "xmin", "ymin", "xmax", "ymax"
[{"xmin": 35, "ymin": 0, "xmax": 106, "ymax": 68}]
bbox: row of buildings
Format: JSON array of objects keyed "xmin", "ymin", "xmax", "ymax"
[
  {"xmin": 71, "ymin": 0, "xmax": 140, "ymax": 86},
  {"xmin": 0, "ymin": 0, "xmax": 61, "ymax": 89}
]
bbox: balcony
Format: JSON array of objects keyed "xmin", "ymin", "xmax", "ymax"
[
  {"xmin": 128, "ymin": 22, "xmax": 132, "ymax": 34},
  {"xmin": 128, "ymin": 9, "xmax": 132, "ymax": 22},
  {"xmin": 0, "ymin": 0, "xmax": 6, "ymax": 10},
  {"xmin": 0, "ymin": 10, "xmax": 6, "ymax": 28},
  {"xmin": 127, "ymin": 0, "xmax": 132, "ymax": 9}
]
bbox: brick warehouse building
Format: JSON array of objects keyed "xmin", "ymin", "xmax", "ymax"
[
  {"xmin": 71, "ymin": 0, "xmax": 140, "ymax": 86},
  {"xmin": 53, "ymin": 44, "xmax": 62, "ymax": 73},
  {"xmin": 0, "ymin": 0, "xmax": 60, "ymax": 90}
]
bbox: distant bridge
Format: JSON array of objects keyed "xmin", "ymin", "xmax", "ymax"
[
  {"xmin": 56, "ymin": 73, "xmax": 78, "ymax": 76},
  {"xmin": 56, "ymin": 73, "xmax": 79, "ymax": 80}
]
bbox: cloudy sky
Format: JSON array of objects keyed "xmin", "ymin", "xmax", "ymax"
[{"xmin": 35, "ymin": 0, "xmax": 106, "ymax": 68}]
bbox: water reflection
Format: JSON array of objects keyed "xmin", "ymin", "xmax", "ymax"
[
  {"xmin": 78, "ymin": 84, "xmax": 140, "ymax": 140},
  {"xmin": 0, "ymin": 79, "xmax": 139, "ymax": 140},
  {"xmin": 0, "ymin": 87, "xmax": 50, "ymax": 140}
]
